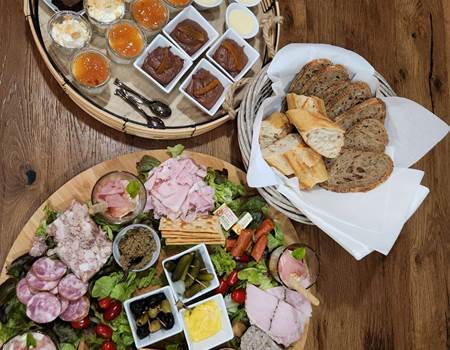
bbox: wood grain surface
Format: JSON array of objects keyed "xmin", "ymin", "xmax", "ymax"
[{"xmin": 0, "ymin": 0, "xmax": 448, "ymax": 349}]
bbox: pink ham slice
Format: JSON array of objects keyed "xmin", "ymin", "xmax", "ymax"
[
  {"xmin": 26, "ymin": 292, "xmax": 61, "ymax": 323},
  {"xmin": 58, "ymin": 273, "xmax": 88, "ymax": 301},
  {"xmin": 60, "ymin": 296, "xmax": 90, "ymax": 322},
  {"xmin": 26, "ymin": 271, "xmax": 59, "ymax": 292},
  {"xmin": 16, "ymin": 278, "xmax": 36, "ymax": 304},
  {"xmin": 32, "ymin": 257, "xmax": 67, "ymax": 281}
]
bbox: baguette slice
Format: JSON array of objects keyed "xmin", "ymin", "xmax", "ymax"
[
  {"xmin": 288, "ymin": 59, "xmax": 332, "ymax": 94},
  {"xmin": 286, "ymin": 94, "xmax": 327, "ymax": 116},
  {"xmin": 327, "ymin": 81, "xmax": 372, "ymax": 119},
  {"xmin": 287, "ymin": 109, "xmax": 344, "ymax": 158},
  {"xmin": 320, "ymin": 150, "xmax": 393, "ymax": 192},
  {"xmin": 262, "ymin": 134, "xmax": 303, "ymax": 175},
  {"xmin": 259, "ymin": 112, "xmax": 293, "ymax": 149},
  {"xmin": 344, "ymin": 118, "xmax": 388, "ymax": 152},
  {"xmin": 301, "ymin": 64, "xmax": 350, "ymax": 96},
  {"xmin": 284, "ymin": 145, "xmax": 328, "ymax": 189},
  {"xmin": 335, "ymin": 98, "xmax": 386, "ymax": 130}
]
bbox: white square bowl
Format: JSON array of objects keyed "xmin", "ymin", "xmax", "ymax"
[
  {"xmin": 134, "ymin": 34, "xmax": 193, "ymax": 94},
  {"xmin": 162, "ymin": 5, "xmax": 219, "ymax": 61},
  {"xmin": 162, "ymin": 243, "xmax": 219, "ymax": 304},
  {"xmin": 206, "ymin": 28, "xmax": 260, "ymax": 82},
  {"xmin": 179, "ymin": 58, "xmax": 233, "ymax": 116},
  {"xmin": 124, "ymin": 286, "xmax": 183, "ymax": 349},
  {"xmin": 180, "ymin": 294, "xmax": 233, "ymax": 350}
]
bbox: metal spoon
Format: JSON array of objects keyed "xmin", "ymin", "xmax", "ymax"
[{"xmin": 114, "ymin": 79, "xmax": 172, "ymax": 119}]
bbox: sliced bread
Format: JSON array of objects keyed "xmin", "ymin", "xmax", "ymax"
[
  {"xmin": 321, "ymin": 80, "xmax": 351, "ymax": 109},
  {"xmin": 259, "ymin": 112, "xmax": 293, "ymax": 149},
  {"xmin": 344, "ymin": 118, "xmax": 388, "ymax": 152},
  {"xmin": 327, "ymin": 81, "xmax": 373, "ymax": 119},
  {"xmin": 288, "ymin": 59, "xmax": 332, "ymax": 94},
  {"xmin": 301, "ymin": 64, "xmax": 350, "ymax": 96},
  {"xmin": 286, "ymin": 94, "xmax": 327, "ymax": 116},
  {"xmin": 320, "ymin": 150, "xmax": 393, "ymax": 192},
  {"xmin": 335, "ymin": 98, "xmax": 386, "ymax": 130},
  {"xmin": 262, "ymin": 134, "xmax": 303, "ymax": 176}
]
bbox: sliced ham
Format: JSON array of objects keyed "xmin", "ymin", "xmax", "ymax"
[
  {"xmin": 32, "ymin": 257, "xmax": 67, "ymax": 281},
  {"xmin": 16, "ymin": 278, "xmax": 35, "ymax": 304},
  {"xmin": 59, "ymin": 296, "xmax": 90, "ymax": 322},
  {"xmin": 26, "ymin": 292, "xmax": 61, "ymax": 323},
  {"xmin": 58, "ymin": 273, "xmax": 88, "ymax": 301},
  {"xmin": 278, "ymin": 250, "xmax": 311, "ymax": 287},
  {"xmin": 26, "ymin": 271, "xmax": 59, "ymax": 292}
]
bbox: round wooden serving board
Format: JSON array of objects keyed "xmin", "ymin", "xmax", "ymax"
[{"xmin": 0, "ymin": 150, "xmax": 308, "ymax": 350}]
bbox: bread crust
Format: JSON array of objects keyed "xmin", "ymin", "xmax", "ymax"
[
  {"xmin": 335, "ymin": 98, "xmax": 386, "ymax": 130},
  {"xmin": 288, "ymin": 59, "xmax": 332, "ymax": 94}
]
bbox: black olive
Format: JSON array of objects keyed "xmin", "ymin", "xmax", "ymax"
[
  {"xmin": 157, "ymin": 312, "xmax": 174, "ymax": 330},
  {"xmin": 136, "ymin": 324, "xmax": 150, "ymax": 339},
  {"xmin": 145, "ymin": 293, "xmax": 165, "ymax": 308},
  {"xmin": 130, "ymin": 300, "xmax": 147, "ymax": 317}
]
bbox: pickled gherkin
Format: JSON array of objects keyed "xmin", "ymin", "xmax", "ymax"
[
  {"xmin": 197, "ymin": 272, "xmax": 214, "ymax": 281},
  {"xmin": 172, "ymin": 253, "xmax": 194, "ymax": 282},
  {"xmin": 184, "ymin": 252, "xmax": 201, "ymax": 288},
  {"xmin": 184, "ymin": 280, "xmax": 211, "ymax": 298}
]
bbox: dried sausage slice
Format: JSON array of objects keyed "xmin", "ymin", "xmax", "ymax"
[
  {"xmin": 59, "ymin": 296, "xmax": 90, "ymax": 322},
  {"xmin": 16, "ymin": 278, "xmax": 35, "ymax": 304},
  {"xmin": 26, "ymin": 292, "xmax": 61, "ymax": 323},
  {"xmin": 26, "ymin": 271, "xmax": 59, "ymax": 291},
  {"xmin": 58, "ymin": 273, "xmax": 88, "ymax": 301},
  {"xmin": 32, "ymin": 257, "xmax": 67, "ymax": 281},
  {"xmin": 60, "ymin": 297, "xmax": 69, "ymax": 314}
]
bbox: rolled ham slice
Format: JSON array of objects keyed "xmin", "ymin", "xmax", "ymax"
[
  {"xmin": 58, "ymin": 273, "xmax": 88, "ymax": 301},
  {"xmin": 32, "ymin": 257, "xmax": 67, "ymax": 281},
  {"xmin": 26, "ymin": 292, "xmax": 61, "ymax": 323},
  {"xmin": 59, "ymin": 296, "xmax": 90, "ymax": 322},
  {"xmin": 26, "ymin": 271, "xmax": 59, "ymax": 292},
  {"xmin": 16, "ymin": 278, "xmax": 36, "ymax": 304}
]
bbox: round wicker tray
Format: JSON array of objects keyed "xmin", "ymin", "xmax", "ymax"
[
  {"xmin": 23, "ymin": 0, "xmax": 282, "ymax": 139},
  {"xmin": 237, "ymin": 65, "xmax": 397, "ymax": 224}
]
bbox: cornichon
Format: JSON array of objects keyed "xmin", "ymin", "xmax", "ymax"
[
  {"xmin": 183, "ymin": 280, "xmax": 211, "ymax": 298},
  {"xmin": 197, "ymin": 272, "xmax": 214, "ymax": 282},
  {"xmin": 172, "ymin": 253, "xmax": 194, "ymax": 282},
  {"xmin": 184, "ymin": 252, "xmax": 201, "ymax": 288},
  {"xmin": 164, "ymin": 261, "xmax": 176, "ymax": 272}
]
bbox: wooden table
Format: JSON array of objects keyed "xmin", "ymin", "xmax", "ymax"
[{"xmin": 0, "ymin": 1, "xmax": 448, "ymax": 349}]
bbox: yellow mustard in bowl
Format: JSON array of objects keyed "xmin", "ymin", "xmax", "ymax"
[{"xmin": 183, "ymin": 300, "xmax": 221, "ymax": 342}]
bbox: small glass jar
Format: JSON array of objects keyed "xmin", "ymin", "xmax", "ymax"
[
  {"xmin": 130, "ymin": 0, "xmax": 169, "ymax": 38},
  {"xmin": 70, "ymin": 49, "xmax": 111, "ymax": 95},
  {"xmin": 84, "ymin": 0, "xmax": 126, "ymax": 35},
  {"xmin": 106, "ymin": 20, "xmax": 146, "ymax": 64},
  {"xmin": 162, "ymin": 0, "xmax": 193, "ymax": 11},
  {"xmin": 91, "ymin": 171, "xmax": 147, "ymax": 224},
  {"xmin": 268, "ymin": 243, "xmax": 319, "ymax": 289},
  {"xmin": 48, "ymin": 11, "xmax": 92, "ymax": 55}
]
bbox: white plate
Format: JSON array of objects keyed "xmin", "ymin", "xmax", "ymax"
[
  {"xmin": 162, "ymin": 6, "xmax": 219, "ymax": 61},
  {"xmin": 124, "ymin": 286, "xmax": 183, "ymax": 349},
  {"xmin": 206, "ymin": 28, "xmax": 260, "ymax": 82},
  {"xmin": 180, "ymin": 294, "xmax": 233, "ymax": 350},
  {"xmin": 179, "ymin": 58, "xmax": 233, "ymax": 116},
  {"xmin": 162, "ymin": 243, "xmax": 220, "ymax": 304},
  {"xmin": 134, "ymin": 34, "xmax": 193, "ymax": 94}
]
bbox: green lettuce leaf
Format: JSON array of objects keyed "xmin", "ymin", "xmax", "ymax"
[
  {"xmin": 126, "ymin": 180, "xmax": 140, "ymax": 198},
  {"xmin": 267, "ymin": 222, "xmax": 284, "ymax": 251},
  {"xmin": 136, "ymin": 155, "xmax": 161, "ymax": 181},
  {"xmin": 167, "ymin": 144, "xmax": 185, "ymax": 157},
  {"xmin": 237, "ymin": 261, "xmax": 276, "ymax": 290},
  {"xmin": 205, "ymin": 168, "xmax": 245, "ymax": 208},
  {"xmin": 210, "ymin": 247, "xmax": 236, "ymax": 276}
]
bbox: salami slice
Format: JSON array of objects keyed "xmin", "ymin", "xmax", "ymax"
[
  {"xmin": 26, "ymin": 271, "xmax": 59, "ymax": 291},
  {"xmin": 58, "ymin": 273, "xmax": 88, "ymax": 301},
  {"xmin": 60, "ymin": 297, "xmax": 70, "ymax": 314},
  {"xmin": 32, "ymin": 257, "xmax": 67, "ymax": 281},
  {"xmin": 26, "ymin": 292, "xmax": 61, "ymax": 323},
  {"xmin": 59, "ymin": 296, "xmax": 90, "ymax": 322},
  {"xmin": 16, "ymin": 278, "xmax": 36, "ymax": 304},
  {"xmin": 50, "ymin": 286, "xmax": 59, "ymax": 295}
]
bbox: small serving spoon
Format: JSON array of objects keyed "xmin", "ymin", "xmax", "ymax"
[{"xmin": 114, "ymin": 79, "xmax": 172, "ymax": 119}]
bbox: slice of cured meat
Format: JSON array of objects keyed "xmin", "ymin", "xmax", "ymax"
[
  {"xmin": 26, "ymin": 271, "xmax": 59, "ymax": 291},
  {"xmin": 59, "ymin": 296, "xmax": 90, "ymax": 322},
  {"xmin": 60, "ymin": 297, "xmax": 70, "ymax": 314},
  {"xmin": 26, "ymin": 292, "xmax": 61, "ymax": 323},
  {"xmin": 16, "ymin": 278, "xmax": 36, "ymax": 304},
  {"xmin": 58, "ymin": 273, "xmax": 88, "ymax": 301},
  {"xmin": 32, "ymin": 257, "xmax": 67, "ymax": 281},
  {"xmin": 50, "ymin": 286, "xmax": 59, "ymax": 295}
]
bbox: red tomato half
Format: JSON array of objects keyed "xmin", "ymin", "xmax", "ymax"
[
  {"xmin": 231, "ymin": 288, "xmax": 246, "ymax": 304},
  {"xmin": 101, "ymin": 340, "xmax": 117, "ymax": 350},
  {"xmin": 98, "ymin": 297, "xmax": 112, "ymax": 310},
  {"xmin": 103, "ymin": 300, "xmax": 122, "ymax": 321},
  {"xmin": 95, "ymin": 324, "xmax": 113, "ymax": 339},
  {"xmin": 71, "ymin": 316, "xmax": 90, "ymax": 330}
]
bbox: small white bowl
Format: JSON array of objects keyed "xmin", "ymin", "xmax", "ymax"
[
  {"xmin": 113, "ymin": 224, "xmax": 161, "ymax": 272},
  {"xmin": 134, "ymin": 34, "xmax": 193, "ymax": 94},
  {"xmin": 162, "ymin": 5, "xmax": 219, "ymax": 61},
  {"xmin": 225, "ymin": 3, "xmax": 259, "ymax": 40},
  {"xmin": 42, "ymin": 0, "xmax": 85, "ymax": 15},
  {"xmin": 180, "ymin": 294, "xmax": 233, "ymax": 350},
  {"xmin": 206, "ymin": 28, "xmax": 260, "ymax": 82},
  {"xmin": 193, "ymin": 0, "xmax": 223, "ymax": 11},
  {"xmin": 234, "ymin": 0, "xmax": 261, "ymax": 8},
  {"xmin": 179, "ymin": 58, "xmax": 233, "ymax": 116},
  {"xmin": 162, "ymin": 243, "xmax": 219, "ymax": 304},
  {"xmin": 124, "ymin": 286, "xmax": 182, "ymax": 349}
]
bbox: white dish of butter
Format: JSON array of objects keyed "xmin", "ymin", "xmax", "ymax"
[
  {"xmin": 225, "ymin": 3, "xmax": 259, "ymax": 39},
  {"xmin": 236, "ymin": 0, "xmax": 261, "ymax": 7},
  {"xmin": 193, "ymin": 0, "xmax": 223, "ymax": 9}
]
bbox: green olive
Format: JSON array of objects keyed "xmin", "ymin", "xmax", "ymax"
[
  {"xmin": 149, "ymin": 319, "xmax": 161, "ymax": 333},
  {"xmin": 160, "ymin": 299, "xmax": 171, "ymax": 313},
  {"xmin": 148, "ymin": 307, "xmax": 158, "ymax": 319},
  {"xmin": 136, "ymin": 313, "xmax": 149, "ymax": 327}
]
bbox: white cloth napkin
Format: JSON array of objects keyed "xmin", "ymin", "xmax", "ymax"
[{"xmin": 247, "ymin": 44, "xmax": 449, "ymax": 259}]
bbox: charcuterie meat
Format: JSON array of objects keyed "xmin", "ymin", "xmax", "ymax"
[
  {"xmin": 59, "ymin": 296, "xmax": 90, "ymax": 322},
  {"xmin": 59, "ymin": 297, "xmax": 69, "ymax": 314},
  {"xmin": 2, "ymin": 332, "xmax": 57, "ymax": 350},
  {"xmin": 26, "ymin": 271, "xmax": 59, "ymax": 291},
  {"xmin": 32, "ymin": 257, "xmax": 67, "ymax": 281},
  {"xmin": 26, "ymin": 292, "xmax": 61, "ymax": 323},
  {"xmin": 29, "ymin": 235, "xmax": 48, "ymax": 257},
  {"xmin": 16, "ymin": 278, "xmax": 35, "ymax": 304},
  {"xmin": 58, "ymin": 273, "xmax": 88, "ymax": 301},
  {"xmin": 50, "ymin": 286, "xmax": 59, "ymax": 295}
]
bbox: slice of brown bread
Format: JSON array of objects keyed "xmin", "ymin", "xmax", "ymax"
[
  {"xmin": 327, "ymin": 81, "xmax": 373, "ymax": 119},
  {"xmin": 320, "ymin": 150, "xmax": 393, "ymax": 192},
  {"xmin": 335, "ymin": 98, "xmax": 386, "ymax": 130},
  {"xmin": 344, "ymin": 119, "xmax": 388, "ymax": 152},
  {"xmin": 288, "ymin": 59, "xmax": 332, "ymax": 94},
  {"xmin": 321, "ymin": 81, "xmax": 352, "ymax": 110},
  {"xmin": 301, "ymin": 65, "xmax": 350, "ymax": 96}
]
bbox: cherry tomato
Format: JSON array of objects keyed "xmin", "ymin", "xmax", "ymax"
[
  {"xmin": 215, "ymin": 277, "xmax": 228, "ymax": 294},
  {"xmin": 234, "ymin": 254, "xmax": 250, "ymax": 263},
  {"xmin": 101, "ymin": 340, "xmax": 117, "ymax": 350},
  {"xmin": 103, "ymin": 300, "xmax": 123, "ymax": 321},
  {"xmin": 95, "ymin": 324, "xmax": 113, "ymax": 339},
  {"xmin": 231, "ymin": 288, "xmax": 246, "ymax": 304},
  {"xmin": 71, "ymin": 316, "xmax": 90, "ymax": 330},
  {"xmin": 225, "ymin": 271, "xmax": 239, "ymax": 286},
  {"xmin": 98, "ymin": 297, "xmax": 112, "ymax": 310}
]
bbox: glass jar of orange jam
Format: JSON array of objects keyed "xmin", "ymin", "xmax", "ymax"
[
  {"xmin": 71, "ymin": 49, "xmax": 111, "ymax": 94},
  {"xmin": 162, "ymin": 0, "xmax": 192, "ymax": 9},
  {"xmin": 107, "ymin": 20, "xmax": 145, "ymax": 64},
  {"xmin": 131, "ymin": 0, "xmax": 169, "ymax": 34}
]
